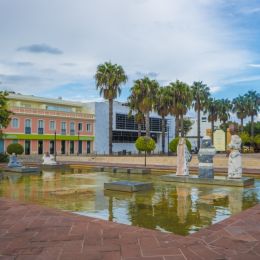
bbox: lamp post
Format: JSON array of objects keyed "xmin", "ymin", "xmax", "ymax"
[
  {"xmin": 77, "ymin": 131, "xmax": 79, "ymax": 156},
  {"xmin": 54, "ymin": 130, "xmax": 57, "ymax": 161}
]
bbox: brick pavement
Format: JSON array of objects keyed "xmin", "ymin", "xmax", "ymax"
[{"xmin": 0, "ymin": 199, "xmax": 260, "ymax": 259}]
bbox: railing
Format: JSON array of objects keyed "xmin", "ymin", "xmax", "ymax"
[
  {"xmin": 10, "ymin": 106, "xmax": 95, "ymax": 120},
  {"xmin": 70, "ymin": 130, "xmax": 75, "ymax": 135},
  {"xmin": 61, "ymin": 129, "xmax": 66, "ymax": 135},
  {"xmin": 38, "ymin": 128, "xmax": 44, "ymax": 134},
  {"xmin": 25, "ymin": 127, "xmax": 31, "ymax": 134}
]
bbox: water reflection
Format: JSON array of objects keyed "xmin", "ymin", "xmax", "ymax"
[{"xmin": 0, "ymin": 169, "xmax": 259, "ymax": 235}]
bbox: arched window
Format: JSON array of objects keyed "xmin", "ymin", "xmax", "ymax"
[{"xmin": 12, "ymin": 118, "xmax": 19, "ymax": 128}]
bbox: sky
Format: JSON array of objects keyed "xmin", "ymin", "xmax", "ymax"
[{"xmin": 0, "ymin": 0, "xmax": 259, "ymax": 104}]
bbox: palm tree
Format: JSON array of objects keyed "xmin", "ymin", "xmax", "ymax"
[
  {"xmin": 245, "ymin": 91, "xmax": 260, "ymax": 138},
  {"xmin": 170, "ymin": 80, "xmax": 192, "ymax": 137},
  {"xmin": 130, "ymin": 77, "xmax": 159, "ymax": 137},
  {"xmin": 206, "ymin": 98, "xmax": 220, "ymax": 144},
  {"xmin": 95, "ymin": 61, "xmax": 127, "ymax": 155},
  {"xmin": 128, "ymin": 93, "xmax": 145, "ymax": 137},
  {"xmin": 218, "ymin": 99, "xmax": 232, "ymax": 149},
  {"xmin": 191, "ymin": 81, "xmax": 210, "ymax": 150},
  {"xmin": 154, "ymin": 86, "xmax": 172, "ymax": 154},
  {"xmin": 232, "ymin": 95, "xmax": 247, "ymax": 132}
]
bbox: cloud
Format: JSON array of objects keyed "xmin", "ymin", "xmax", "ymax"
[
  {"xmin": 210, "ymin": 85, "xmax": 222, "ymax": 93},
  {"xmin": 240, "ymin": 7, "xmax": 260, "ymax": 14},
  {"xmin": 17, "ymin": 43, "xmax": 63, "ymax": 55},
  {"xmin": 135, "ymin": 71, "xmax": 159, "ymax": 78},
  {"xmin": 248, "ymin": 64, "xmax": 260, "ymax": 68}
]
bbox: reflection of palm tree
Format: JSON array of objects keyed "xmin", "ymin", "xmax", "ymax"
[{"xmin": 108, "ymin": 196, "xmax": 114, "ymax": 221}]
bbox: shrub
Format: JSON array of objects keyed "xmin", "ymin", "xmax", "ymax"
[
  {"xmin": 0, "ymin": 153, "xmax": 8, "ymax": 162},
  {"xmin": 240, "ymin": 132, "xmax": 251, "ymax": 145},
  {"xmin": 135, "ymin": 136, "xmax": 156, "ymax": 153},
  {"xmin": 7, "ymin": 143, "xmax": 24, "ymax": 155},
  {"xmin": 169, "ymin": 137, "xmax": 191, "ymax": 153}
]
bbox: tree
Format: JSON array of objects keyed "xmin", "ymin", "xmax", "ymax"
[
  {"xmin": 0, "ymin": 91, "xmax": 12, "ymax": 135},
  {"xmin": 169, "ymin": 137, "xmax": 192, "ymax": 153},
  {"xmin": 169, "ymin": 80, "xmax": 192, "ymax": 138},
  {"xmin": 206, "ymin": 98, "xmax": 220, "ymax": 144},
  {"xmin": 232, "ymin": 95, "xmax": 247, "ymax": 132},
  {"xmin": 154, "ymin": 86, "xmax": 172, "ymax": 154},
  {"xmin": 191, "ymin": 81, "xmax": 210, "ymax": 150},
  {"xmin": 128, "ymin": 92, "xmax": 145, "ymax": 138},
  {"xmin": 183, "ymin": 118, "xmax": 194, "ymax": 137},
  {"xmin": 95, "ymin": 61, "xmax": 127, "ymax": 155},
  {"xmin": 135, "ymin": 136, "xmax": 156, "ymax": 166},
  {"xmin": 244, "ymin": 91, "xmax": 260, "ymax": 138},
  {"xmin": 7, "ymin": 143, "xmax": 24, "ymax": 155},
  {"xmin": 130, "ymin": 77, "xmax": 159, "ymax": 137}
]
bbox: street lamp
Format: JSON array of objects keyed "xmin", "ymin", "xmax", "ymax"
[
  {"xmin": 54, "ymin": 130, "xmax": 57, "ymax": 161},
  {"xmin": 77, "ymin": 131, "xmax": 79, "ymax": 156}
]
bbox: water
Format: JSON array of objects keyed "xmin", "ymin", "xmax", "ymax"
[{"xmin": 0, "ymin": 168, "xmax": 259, "ymax": 236}]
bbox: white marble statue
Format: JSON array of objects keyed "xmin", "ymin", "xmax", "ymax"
[
  {"xmin": 176, "ymin": 138, "xmax": 192, "ymax": 176},
  {"xmin": 8, "ymin": 153, "xmax": 23, "ymax": 168},
  {"xmin": 228, "ymin": 135, "xmax": 242, "ymax": 179},
  {"xmin": 42, "ymin": 152, "xmax": 57, "ymax": 165}
]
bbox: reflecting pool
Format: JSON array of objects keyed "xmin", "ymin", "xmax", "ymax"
[{"xmin": 0, "ymin": 168, "xmax": 259, "ymax": 235}]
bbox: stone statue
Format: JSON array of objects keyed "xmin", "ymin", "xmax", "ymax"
[
  {"xmin": 198, "ymin": 136, "xmax": 216, "ymax": 178},
  {"xmin": 42, "ymin": 152, "xmax": 57, "ymax": 165},
  {"xmin": 176, "ymin": 138, "xmax": 192, "ymax": 176},
  {"xmin": 8, "ymin": 153, "xmax": 23, "ymax": 168},
  {"xmin": 228, "ymin": 135, "xmax": 242, "ymax": 178}
]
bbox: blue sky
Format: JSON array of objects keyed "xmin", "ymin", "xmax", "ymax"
[{"xmin": 0, "ymin": 0, "xmax": 259, "ymax": 103}]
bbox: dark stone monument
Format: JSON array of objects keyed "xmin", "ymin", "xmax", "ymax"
[{"xmin": 198, "ymin": 136, "xmax": 216, "ymax": 179}]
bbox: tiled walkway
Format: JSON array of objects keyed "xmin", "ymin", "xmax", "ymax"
[{"xmin": 0, "ymin": 198, "xmax": 259, "ymax": 260}]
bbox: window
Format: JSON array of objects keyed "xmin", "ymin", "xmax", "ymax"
[
  {"xmin": 201, "ymin": 117, "xmax": 207, "ymax": 122},
  {"xmin": 38, "ymin": 120, "xmax": 44, "ymax": 128},
  {"xmin": 86, "ymin": 123, "xmax": 91, "ymax": 132},
  {"xmin": 78, "ymin": 122, "xmax": 82, "ymax": 131},
  {"xmin": 25, "ymin": 119, "xmax": 31, "ymax": 127},
  {"xmin": 50, "ymin": 120, "xmax": 56, "ymax": 130},
  {"xmin": 46, "ymin": 105, "xmax": 72, "ymax": 112},
  {"xmin": 12, "ymin": 118, "xmax": 19, "ymax": 128},
  {"xmin": 61, "ymin": 122, "xmax": 66, "ymax": 130},
  {"xmin": 70, "ymin": 122, "xmax": 75, "ymax": 130}
]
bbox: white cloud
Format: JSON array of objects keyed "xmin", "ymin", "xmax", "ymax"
[
  {"xmin": 248, "ymin": 64, "xmax": 260, "ymax": 68},
  {"xmin": 0, "ymin": 0, "xmax": 257, "ymax": 100}
]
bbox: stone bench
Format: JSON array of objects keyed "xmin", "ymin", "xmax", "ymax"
[{"xmin": 104, "ymin": 181, "xmax": 153, "ymax": 192}]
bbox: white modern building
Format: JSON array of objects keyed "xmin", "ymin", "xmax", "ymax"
[
  {"xmin": 85, "ymin": 101, "xmax": 175, "ymax": 154},
  {"xmin": 185, "ymin": 113, "xmax": 221, "ymax": 150}
]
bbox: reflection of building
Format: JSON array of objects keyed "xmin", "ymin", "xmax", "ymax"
[
  {"xmin": 176, "ymin": 185, "xmax": 191, "ymax": 224},
  {"xmin": 1, "ymin": 94, "xmax": 95, "ymax": 155},
  {"xmin": 85, "ymin": 101, "xmax": 175, "ymax": 154}
]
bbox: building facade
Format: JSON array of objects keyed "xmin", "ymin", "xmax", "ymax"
[
  {"xmin": 0, "ymin": 94, "xmax": 95, "ymax": 155},
  {"xmin": 85, "ymin": 101, "xmax": 175, "ymax": 154}
]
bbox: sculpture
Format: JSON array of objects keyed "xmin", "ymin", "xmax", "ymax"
[
  {"xmin": 42, "ymin": 152, "xmax": 57, "ymax": 165},
  {"xmin": 176, "ymin": 138, "xmax": 192, "ymax": 176},
  {"xmin": 228, "ymin": 135, "xmax": 242, "ymax": 179},
  {"xmin": 198, "ymin": 136, "xmax": 216, "ymax": 178},
  {"xmin": 8, "ymin": 153, "xmax": 23, "ymax": 168}
]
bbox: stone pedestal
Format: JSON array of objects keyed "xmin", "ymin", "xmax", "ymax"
[{"xmin": 198, "ymin": 137, "xmax": 216, "ymax": 179}]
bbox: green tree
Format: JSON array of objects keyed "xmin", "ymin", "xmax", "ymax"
[
  {"xmin": 169, "ymin": 80, "xmax": 192, "ymax": 138},
  {"xmin": 130, "ymin": 77, "xmax": 159, "ymax": 137},
  {"xmin": 95, "ymin": 61, "xmax": 128, "ymax": 155},
  {"xmin": 232, "ymin": 95, "xmax": 247, "ymax": 132},
  {"xmin": 169, "ymin": 137, "xmax": 192, "ymax": 153},
  {"xmin": 135, "ymin": 136, "xmax": 156, "ymax": 166},
  {"xmin": 206, "ymin": 98, "xmax": 220, "ymax": 144},
  {"xmin": 191, "ymin": 81, "xmax": 210, "ymax": 150},
  {"xmin": 244, "ymin": 90, "xmax": 260, "ymax": 138},
  {"xmin": 154, "ymin": 86, "xmax": 172, "ymax": 154},
  {"xmin": 0, "ymin": 91, "xmax": 12, "ymax": 135},
  {"xmin": 7, "ymin": 143, "xmax": 24, "ymax": 155},
  {"xmin": 183, "ymin": 118, "xmax": 194, "ymax": 137}
]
